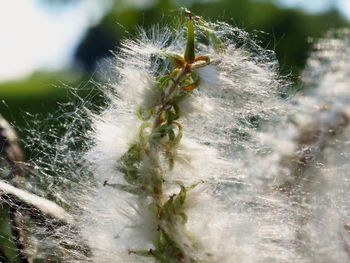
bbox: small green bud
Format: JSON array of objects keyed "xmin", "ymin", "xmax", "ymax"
[{"xmin": 184, "ymin": 10, "xmax": 195, "ymax": 64}]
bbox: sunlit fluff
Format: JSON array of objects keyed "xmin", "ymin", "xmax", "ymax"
[
  {"xmin": 19, "ymin": 18, "xmax": 350, "ymax": 263},
  {"xmin": 80, "ymin": 19, "xmax": 283, "ymax": 263},
  {"xmin": 244, "ymin": 29, "xmax": 350, "ymax": 262}
]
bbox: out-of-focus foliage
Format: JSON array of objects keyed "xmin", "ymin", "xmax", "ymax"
[
  {"xmin": 0, "ymin": 71, "xmax": 97, "ymax": 139},
  {"xmin": 75, "ymin": 0, "xmax": 349, "ymax": 77},
  {"xmin": 0, "ymin": 204, "xmax": 21, "ymax": 263},
  {"xmin": 1, "ymin": 0, "xmax": 349, "ymax": 134}
]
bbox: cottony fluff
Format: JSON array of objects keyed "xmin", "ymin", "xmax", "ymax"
[
  {"xmin": 21, "ymin": 16, "xmax": 350, "ymax": 263},
  {"xmin": 80, "ymin": 17, "xmax": 282, "ymax": 263}
]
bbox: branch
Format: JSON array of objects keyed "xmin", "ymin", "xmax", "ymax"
[{"xmin": 0, "ymin": 180, "xmax": 72, "ymax": 223}]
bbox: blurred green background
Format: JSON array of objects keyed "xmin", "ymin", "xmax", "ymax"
[{"xmin": 1, "ymin": 0, "xmax": 349, "ymax": 136}]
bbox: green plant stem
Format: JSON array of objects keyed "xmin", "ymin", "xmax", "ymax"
[
  {"xmin": 153, "ymin": 65, "xmax": 191, "ymax": 129},
  {"xmin": 142, "ymin": 64, "xmax": 195, "ymax": 262},
  {"xmin": 119, "ymin": 14, "xmax": 218, "ymax": 262}
]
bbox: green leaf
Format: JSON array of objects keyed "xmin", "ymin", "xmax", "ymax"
[
  {"xmin": 153, "ymin": 228, "xmax": 186, "ymax": 263},
  {"xmin": 166, "ymin": 108, "xmax": 175, "ymax": 125},
  {"xmin": 118, "ymin": 143, "xmax": 142, "ymax": 185},
  {"xmin": 172, "ymin": 121, "xmax": 183, "ymax": 145},
  {"xmin": 159, "ymin": 185, "xmax": 187, "ymax": 222},
  {"xmin": 139, "ymin": 122, "xmax": 152, "ymax": 143},
  {"xmin": 136, "ymin": 107, "xmax": 153, "ymax": 121},
  {"xmin": 168, "ymin": 129, "xmax": 176, "ymax": 141},
  {"xmin": 174, "ymin": 185, "xmax": 187, "ymax": 207},
  {"xmin": 184, "ymin": 12, "xmax": 195, "ymax": 64},
  {"xmin": 173, "ymin": 103, "xmax": 180, "ymax": 120},
  {"xmin": 0, "ymin": 204, "xmax": 22, "ymax": 263},
  {"xmin": 156, "ymin": 75, "xmax": 174, "ymax": 92},
  {"xmin": 165, "ymin": 53, "xmax": 185, "ymax": 68},
  {"xmin": 151, "ymin": 124, "xmax": 173, "ymax": 141}
]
